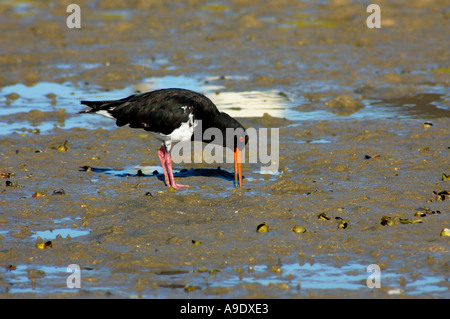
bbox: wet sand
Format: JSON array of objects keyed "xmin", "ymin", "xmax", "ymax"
[{"xmin": 0, "ymin": 0, "xmax": 449, "ymax": 298}]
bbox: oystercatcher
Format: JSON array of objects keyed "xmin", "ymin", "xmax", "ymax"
[{"xmin": 80, "ymin": 88, "xmax": 248, "ymax": 189}]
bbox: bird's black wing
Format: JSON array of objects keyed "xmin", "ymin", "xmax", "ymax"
[{"xmin": 80, "ymin": 88, "xmax": 220, "ymax": 135}]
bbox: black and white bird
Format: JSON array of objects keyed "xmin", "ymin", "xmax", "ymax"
[{"xmin": 79, "ymin": 88, "xmax": 248, "ymax": 189}]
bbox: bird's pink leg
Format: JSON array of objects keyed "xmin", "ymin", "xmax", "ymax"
[
  {"xmin": 165, "ymin": 151, "xmax": 189, "ymax": 189},
  {"xmin": 158, "ymin": 146, "xmax": 171, "ymax": 187}
]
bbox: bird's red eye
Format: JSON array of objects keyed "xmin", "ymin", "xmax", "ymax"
[{"xmin": 239, "ymin": 136, "xmax": 244, "ymax": 142}]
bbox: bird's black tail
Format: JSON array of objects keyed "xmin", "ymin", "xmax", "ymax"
[{"xmin": 79, "ymin": 100, "xmax": 117, "ymax": 113}]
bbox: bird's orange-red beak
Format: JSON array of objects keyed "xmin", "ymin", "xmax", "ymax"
[{"xmin": 234, "ymin": 149, "xmax": 242, "ymax": 188}]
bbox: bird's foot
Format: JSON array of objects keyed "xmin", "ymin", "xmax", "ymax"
[{"xmin": 168, "ymin": 183, "xmax": 189, "ymax": 190}]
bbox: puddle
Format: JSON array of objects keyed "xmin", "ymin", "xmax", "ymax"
[
  {"xmin": 29, "ymin": 217, "xmax": 91, "ymax": 240},
  {"xmin": 0, "ymin": 264, "xmax": 94, "ymax": 295},
  {"xmin": 1, "ymin": 260, "xmax": 447, "ymax": 297},
  {"xmin": 1, "ymin": 75, "xmax": 448, "ymax": 136},
  {"xmin": 0, "ymin": 226, "xmax": 90, "ymax": 241},
  {"xmin": 49, "ymin": 62, "xmax": 104, "ymax": 75},
  {"xmin": 79, "ymin": 164, "xmax": 280, "ymax": 191},
  {"xmin": 369, "ymin": 93, "xmax": 450, "ymax": 119},
  {"xmin": 130, "ymin": 75, "xmax": 302, "ymax": 118},
  {"xmin": 80, "ymin": 165, "xmax": 241, "ymax": 189},
  {"xmin": 32, "ymin": 228, "xmax": 90, "ymax": 240},
  {"xmin": 0, "ymin": 81, "xmax": 134, "ymax": 134},
  {"xmin": 210, "ymin": 262, "xmax": 374, "ymax": 292},
  {"xmin": 151, "ymin": 261, "xmax": 449, "ymax": 297},
  {"xmin": 2, "ymin": 264, "xmax": 65, "ymax": 294},
  {"xmin": 296, "ymin": 138, "xmax": 331, "ymax": 144},
  {"xmin": 230, "ymin": 262, "xmax": 448, "ymax": 295},
  {"xmin": 80, "ymin": 165, "xmax": 165, "ymax": 177}
]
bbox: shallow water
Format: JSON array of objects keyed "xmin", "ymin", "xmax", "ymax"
[
  {"xmin": 1, "ymin": 75, "xmax": 449, "ymax": 136},
  {"xmin": 2, "ymin": 259, "xmax": 447, "ymax": 297}
]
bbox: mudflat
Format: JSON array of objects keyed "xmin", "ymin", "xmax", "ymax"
[{"xmin": 0, "ymin": 0, "xmax": 448, "ymax": 298}]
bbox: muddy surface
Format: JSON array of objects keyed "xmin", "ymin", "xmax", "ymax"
[{"xmin": 0, "ymin": 0, "xmax": 449, "ymax": 298}]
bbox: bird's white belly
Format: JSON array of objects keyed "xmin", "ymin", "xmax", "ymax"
[{"xmin": 150, "ymin": 113, "xmax": 198, "ymax": 151}]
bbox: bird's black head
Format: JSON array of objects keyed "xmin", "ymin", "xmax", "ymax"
[{"xmin": 216, "ymin": 112, "xmax": 248, "ymax": 151}]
